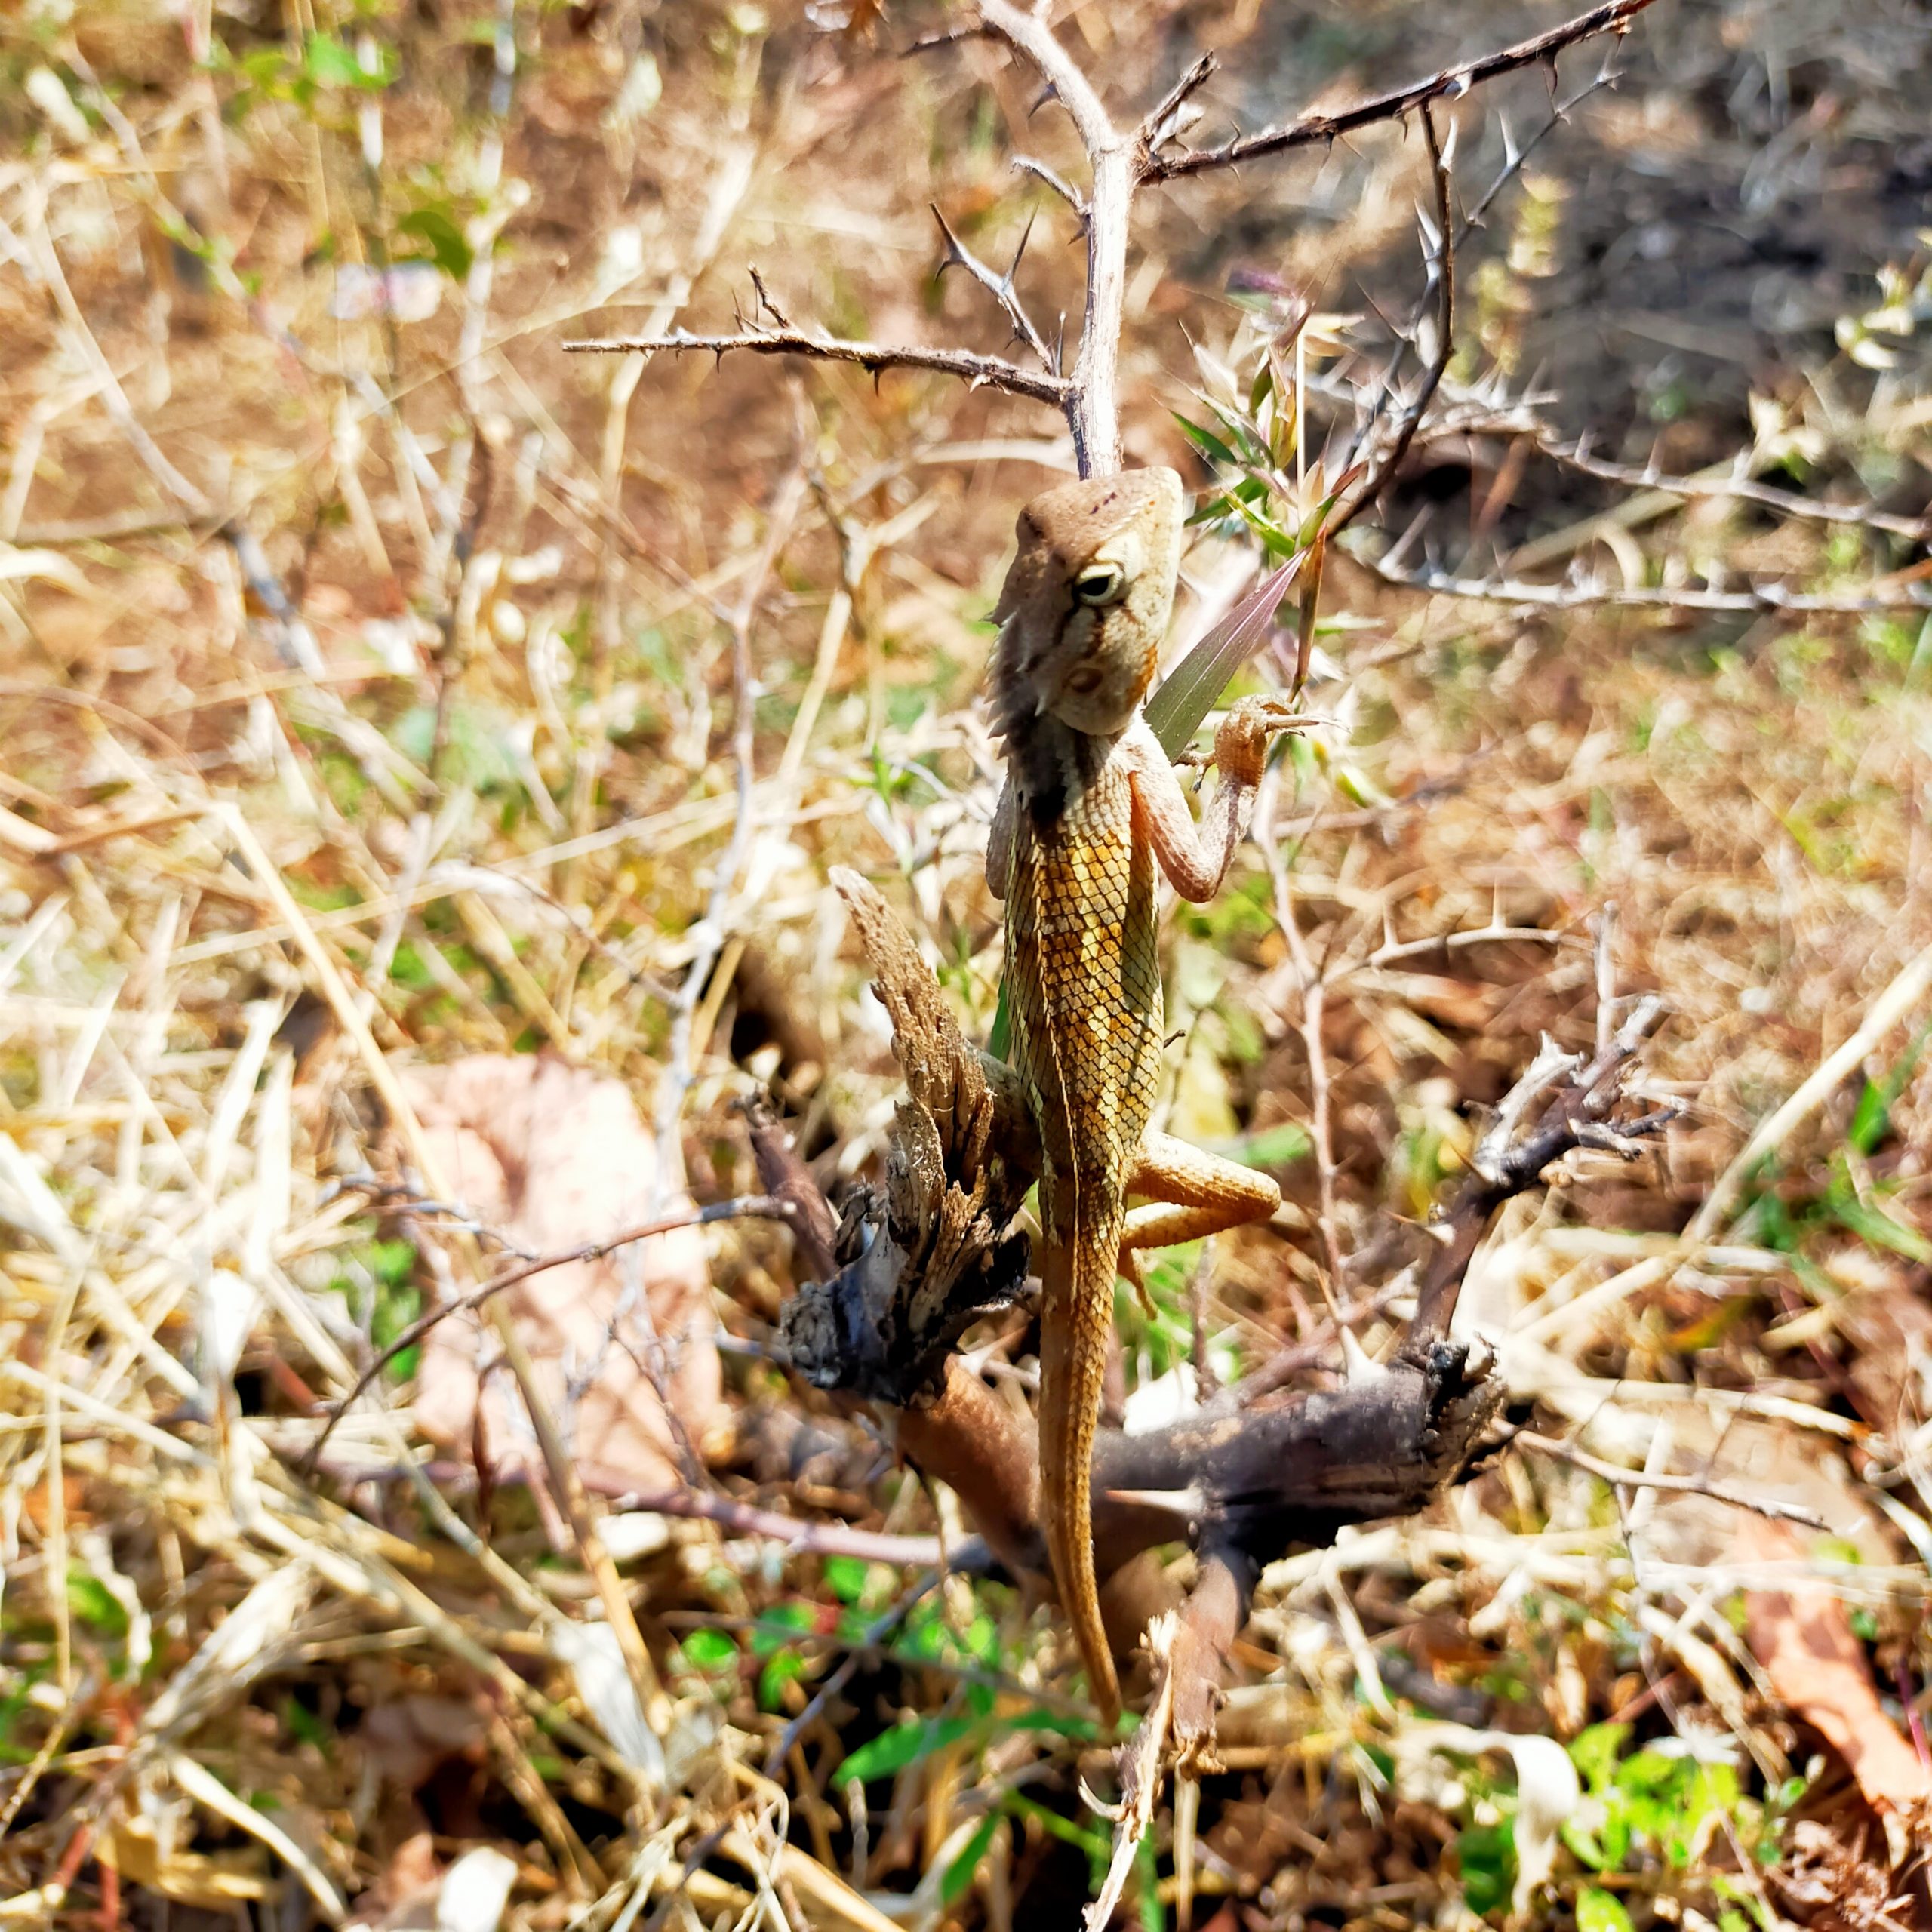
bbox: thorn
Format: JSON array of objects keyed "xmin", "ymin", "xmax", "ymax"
[
  {"xmin": 1011, "ymin": 206, "xmax": 1037, "ymax": 278},
  {"xmin": 930, "ymin": 202, "xmax": 966, "ymax": 274},
  {"xmin": 1102, "ymin": 1484, "xmax": 1204, "ymax": 1516},
  {"xmin": 1079, "ymin": 1777, "xmax": 1125, "ymax": 1822},
  {"xmin": 747, "ymin": 264, "xmax": 790, "ymax": 329},
  {"xmin": 1340, "ymin": 1326, "xmax": 1386, "ymax": 1386}
]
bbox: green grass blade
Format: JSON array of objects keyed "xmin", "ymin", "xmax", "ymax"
[{"xmin": 1143, "ymin": 552, "xmax": 1306, "ymax": 759}]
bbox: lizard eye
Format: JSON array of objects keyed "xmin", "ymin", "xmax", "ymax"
[{"xmin": 1072, "ymin": 561, "xmax": 1127, "ymax": 607}]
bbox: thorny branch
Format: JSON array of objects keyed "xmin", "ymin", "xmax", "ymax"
[
  {"xmin": 562, "ymin": 325, "xmax": 1072, "ymax": 411},
  {"xmin": 564, "ymin": 0, "xmax": 1663, "ymax": 486},
  {"xmin": 931, "ymin": 204, "xmax": 1060, "ymax": 374},
  {"xmin": 1137, "ymin": 0, "xmax": 1666, "ymax": 182},
  {"xmin": 1330, "ymin": 102, "xmax": 1455, "ymax": 540},
  {"xmin": 1523, "ymin": 423, "xmax": 1931, "ymax": 540},
  {"xmin": 1408, "ymin": 994, "xmax": 1672, "ymax": 1345},
  {"xmin": 1354, "ymin": 553, "xmax": 1932, "ymax": 614}
]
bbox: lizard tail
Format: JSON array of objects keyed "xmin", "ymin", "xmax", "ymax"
[{"xmin": 1037, "ymin": 1224, "xmax": 1123, "ymax": 1725}]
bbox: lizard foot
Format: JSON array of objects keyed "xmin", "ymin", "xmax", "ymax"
[
  {"xmin": 1118, "ymin": 1247, "xmax": 1158, "ymax": 1321},
  {"xmin": 1212, "ymin": 694, "xmax": 1314, "ymax": 786}
]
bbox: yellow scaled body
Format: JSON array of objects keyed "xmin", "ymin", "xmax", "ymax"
[{"xmin": 987, "ymin": 469, "xmax": 1306, "ymax": 1721}]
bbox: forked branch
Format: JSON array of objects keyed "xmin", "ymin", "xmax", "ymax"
[{"xmin": 564, "ymin": 0, "xmax": 1667, "ymax": 484}]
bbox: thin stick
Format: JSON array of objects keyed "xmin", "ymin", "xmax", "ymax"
[
  {"xmin": 653, "ymin": 454, "xmax": 809, "ymax": 1196},
  {"xmin": 1687, "ymin": 941, "xmax": 1932, "ymax": 1241},
  {"xmin": 1355, "ymin": 553, "xmax": 1932, "ymax": 616},
  {"xmin": 303, "ymin": 1195, "xmax": 798, "ymax": 1469},
  {"xmin": 1256, "ymin": 776, "xmax": 1345, "ymax": 1309},
  {"xmin": 1515, "ymin": 1432, "xmax": 1829, "ymax": 1531}
]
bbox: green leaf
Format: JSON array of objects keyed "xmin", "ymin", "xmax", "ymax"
[
  {"xmin": 751, "ymin": 1601, "xmax": 817, "ymax": 1657},
  {"xmin": 680, "ymin": 1628, "xmax": 737, "ymax": 1673},
  {"xmin": 1220, "ymin": 1121, "xmax": 1310, "ymax": 1169},
  {"xmin": 395, "ymin": 208, "xmax": 474, "ymax": 283},
  {"xmin": 941, "ymin": 1815, "xmax": 997, "ymax": 1906},
  {"xmin": 758, "ymin": 1648, "xmax": 807, "ymax": 1709},
  {"xmin": 281, "ymin": 1696, "xmax": 331, "ymax": 1752},
  {"xmin": 822, "ymin": 1555, "xmax": 875, "ymax": 1606},
  {"xmin": 67, "ymin": 1571, "xmax": 128, "ymax": 1638},
  {"xmin": 1567, "ymin": 1722, "xmax": 1630, "ymax": 1795},
  {"xmin": 837, "ymin": 1713, "xmax": 973, "ymax": 1783},
  {"xmin": 1003, "ymin": 1792, "xmax": 1110, "ymax": 1860},
  {"xmin": 241, "ymin": 45, "xmax": 294, "ymax": 85},
  {"xmin": 1847, "ymin": 1078, "xmax": 1891, "ymax": 1155},
  {"xmin": 303, "ymin": 32, "xmax": 365, "ymax": 87},
  {"xmin": 368, "ymin": 1238, "xmax": 417, "ymax": 1287},
  {"xmin": 1456, "ymin": 1822, "xmax": 1515, "ymax": 1918},
  {"xmin": 988, "ymin": 980, "xmax": 1011, "ymax": 1062},
  {"xmin": 995, "ymin": 1706, "xmax": 1098, "ymax": 1743},
  {"xmin": 1577, "ymin": 1888, "xmax": 1635, "ymax": 1932},
  {"xmin": 1171, "ymin": 412, "xmax": 1240, "ymax": 469},
  {"xmin": 1137, "ymin": 1823, "xmax": 1164, "ymax": 1932},
  {"xmin": 1225, "ymin": 494, "xmax": 1300, "ymax": 561},
  {"xmin": 1142, "ymin": 552, "xmax": 1307, "ymax": 760},
  {"xmin": 1827, "ymin": 1191, "xmax": 1932, "ymax": 1266}
]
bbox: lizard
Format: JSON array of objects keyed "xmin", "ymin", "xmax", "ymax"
[{"xmin": 985, "ymin": 466, "xmax": 1308, "ymax": 1723}]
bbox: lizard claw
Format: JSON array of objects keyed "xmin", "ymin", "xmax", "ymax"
[
  {"xmin": 1211, "ymin": 694, "xmax": 1313, "ymax": 786},
  {"xmin": 1118, "ymin": 1247, "xmax": 1158, "ymax": 1320}
]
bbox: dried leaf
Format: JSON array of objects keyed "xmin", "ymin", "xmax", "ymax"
[
  {"xmin": 406, "ymin": 1055, "xmax": 721, "ymax": 1494},
  {"xmin": 1737, "ymin": 1517, "xmax": 1932, "ymax": 1857}
]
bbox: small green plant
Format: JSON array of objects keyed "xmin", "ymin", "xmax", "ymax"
[
  {"xmin": 1116, "ymin": 1241, "xmax": 1201, "ymax": 1383},
  {"xmin": 328, "ymin": 1234, "xmax": 422, "ymax": 1380},
  {"xmin": 1564, "ymin": 1723, "xmax": 1796, "ymax": 1876}
]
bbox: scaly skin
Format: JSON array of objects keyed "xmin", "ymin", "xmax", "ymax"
[{"xmin": 987, "ymin": 469, "xmax": 1306, "ymax": 1721}]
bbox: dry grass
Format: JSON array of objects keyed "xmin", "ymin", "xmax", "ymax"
[{"xmin": 2, "ymin": 1, "xmax": 1930, "ymax": 1928}]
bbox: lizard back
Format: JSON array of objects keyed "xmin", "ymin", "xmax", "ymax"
[{"xmin": 1002, "ymin": 739, "xmax": 1163, "ymax": 1236}]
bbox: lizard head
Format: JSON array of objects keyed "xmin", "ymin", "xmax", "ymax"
[{"xmin": 990, "ymin": 467, "xmax": 1183, "ymax": 739}]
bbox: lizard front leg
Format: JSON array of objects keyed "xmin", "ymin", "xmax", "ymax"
[{"xmin": 1120, "ymin": 697, "xmax": 1307, "ymax": 903}]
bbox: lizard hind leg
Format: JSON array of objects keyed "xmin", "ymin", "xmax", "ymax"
[
  {"xmin": 1119, "ymin": 1130, "xmax": 1282, "ymax": 1257},
  {"xmin": 1117, "ymin": 1244, "xmax": 1158, "ymax": 1321}
]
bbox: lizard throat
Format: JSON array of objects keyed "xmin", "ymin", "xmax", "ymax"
[{"xmin": 1010, "ymin": 716, "xmax": 1119, "ymax": 829}]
